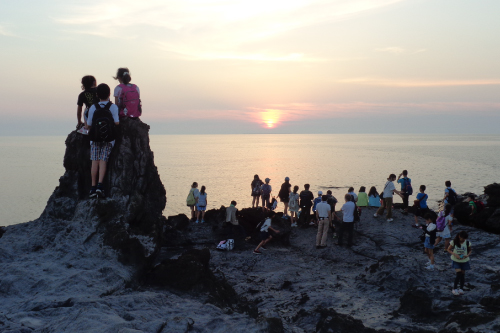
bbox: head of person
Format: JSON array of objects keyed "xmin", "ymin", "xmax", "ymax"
[
  {"xmin": 344, "ymin": 194, "xmax": 352, "ymax": 202},
  {"xmin": 81, "ymin": 75, "xmax": 96, "ymax": 90},
  {"xmin": 444, "ymin": 203, "xmax": 452, "ymax": 217},
  {"xmin": 293, "ymin": 185, "xmax": 299, "ymax": 194},
  {"xmin": 265, "ymin": 178, "xmax": 270, "ymax": 184},
  {"xmin": 420, "ymin": 185, "xmax": 426, "ymax": 192},
  {"xmin": 96, "ymin": 83, "xmax": 111, "ymax": 100},
  {"xmin": 388, "ymin": 174, "xmax": 397, "ymax": 181},
  {"xmin": 467, "ymin": 194, "xmax": 475, "ymax": 202},
  {"xmin": 114, "ymin": 67, "xmax": 131, "ymax": 84},
  {"xmin": 200, "ymin": 185, "xmax": 206, "ymax": 194},
  {"xmin": 322, "ymin": 195, "xmax": 328, "ymax": 202},
  {"xmin": 191, "ymin": 182, "xmax": 198, "ymax": 188},
  {"xmin": 231, "ymin": 200, "xmax": 237, "ymax": 206},
  {"xmin": 327, "ymin": 190, "xmax": 332, "ymax": 195},
  {"xmin": 402, "ymin": 170, "xmax": 408, "ymax": 177},
  {"xmin": 318, "ymin": 190, "xmax": 323, "ymax": 197},
  {"xmin": 284, "ymin": 177, "xmax": 290, "ymax": 183},
  {"xmin": 348, "ymin": 187, "xmax": 354, "ymax": 193},
  {"xmin": 254, "ymin": 174, "xmax": 260, "ymax": 181},
  {"xmin": 359, "ymin": 186, "xmax": 366, "ymax": 193},
  {"xmin": 445, "ymin": 180, "xmax": 451, "ymax": 187},
  {"xmin": 304, "ymin": 184, "xmax": 310, "ymax": 190},
  {"xmin": 454, "ymin": 230, "xmax": 468, "ymax": 245},
  {"xmin": 424, "ymin": 213, "xmax": 435, "ymax": 223},
  {"xmin": 368, "ymin": 186, "xmax": 378, "ymax": 197}
]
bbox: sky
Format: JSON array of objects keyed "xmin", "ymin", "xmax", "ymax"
[{"xmin": 1, "ymin": 0, "xmax": 499, "ymax": 135}]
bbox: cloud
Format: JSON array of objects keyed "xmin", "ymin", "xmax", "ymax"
[
  {"xmin": 54, "ymin": 0, "xmax": 406, "ymax": 60},
  {"xmin": 338, "ymin": 78, "xmax": 500, "ymax": 87},
  {"xmin": 0, "ymin": 25, "xmax": 15, "ymax": 37}
]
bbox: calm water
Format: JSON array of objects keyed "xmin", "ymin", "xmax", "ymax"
[{"xmin": 1, "ymin": 134, "xmax": 499, "ymax": 226}]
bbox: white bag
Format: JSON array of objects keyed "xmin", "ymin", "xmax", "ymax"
[{"xmin": 216, "ymin": 239, "xmax": 234, "ymax": 251}]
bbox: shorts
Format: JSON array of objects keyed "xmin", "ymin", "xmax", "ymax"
[
  {"xmin": 437, "ymin": 227, "xmax": 451, "ymax": 239},
  {"xmin": 90, "ymin": 142, "xmax": 113, "ymax": 162},
  {"xmin": 197, "ymin": 205, "xmax": 206, "ymax": 211},
  {"xmin": 262, "ymin": 194, "xmax": 270, "ymax": 201},
  {"xmin": 424, "ymin": 237, "xmax": 434, "ymax": 249},
  {"xmin": 289, "ymin": 205, "xmax": 299, "ymax": 213},
  {"xmin": 260, "ymin": 231, "xmax": 270, "ymax": 240},
  {"xmin": 251, "ymin": 192, "xmax": 261, "ymax": 197},
  {"xmin": 415, "ymin": 207, "xmax": 429, "ymax": 217},
  {"xmin": 452, "ymin": 261, "xmax": 471, "ymax": 270},
  {"xmin": 280, "ymin": 197, "xmax": 289, "ymax": 203}
]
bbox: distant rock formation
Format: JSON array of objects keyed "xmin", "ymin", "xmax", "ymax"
[{"xmin": 41, "ymin": 118, "xmax": 166, "ymax": 266}]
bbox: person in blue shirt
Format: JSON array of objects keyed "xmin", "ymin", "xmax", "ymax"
[
  {"xmin": 413, "ymin": 185, "xmax": 429, "ymax": 227},
  {"xmin": 368, "ymin": 186, "xmax": 381, "ymax": 207},
  {"xmin": 397, "ymin": 170, "xmax": 411, "ymax": 215}
]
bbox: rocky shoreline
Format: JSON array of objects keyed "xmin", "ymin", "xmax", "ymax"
[{"xmin": 1, "ymin": 120, "xmax": 500, "ymax": 332}]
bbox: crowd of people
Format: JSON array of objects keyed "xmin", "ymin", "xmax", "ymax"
[{"xmin": 186, "ymin": 171, "xmax": 477, "ymax": 296}]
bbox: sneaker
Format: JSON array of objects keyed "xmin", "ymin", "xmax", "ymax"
[
  {"xmin": 291, "ymin": 223, "xmax": 298, "ymax": 227},
  {"xmin": 452, "ymin": 289, "xmax": 460, "ymax": 296},
  {"xmin": 373, "ymin": 213, "xmax": 379, "ymax": 218},
  {"xmin": 89, "ymin": 187, "xmax": 97, "ymax": 198},
  {"xmin": 333, "ymin": 233, "xmax": 337, "ymax": 239},
  {"xmin": 412, "ymin": 224, "xmax": 419, "ymax": 228},
  {"xmin": 195, "ymin": 220, "xmax": 199, "ymax": 223},
  {"xmin": 387, "ymin": 218, "xmax": 394, "ymax": 222},
  {"xmin": 425, "ymin": 265, "xmax": 434, "ymax": 271},
  {"xmin": 201, "ymin": 220, "xmax": 205, "ymax": 223},
  {"xmin": 253, "ymin": 250, "xmax": 262, "ymax": 255},
  {"xmin": 96, "ymin": 188, "xmax": 105, "ymax": 198},
  {"xmin": 458, "ymin": 289, "xmax": 464, "ymax": 295},
  {"xmin": 260, "ymin": 246, "xmax": 267, "ymax": 251},
  {"xmin": 309, "ymin": 221, "xmax": 316, "ymax": 226}
]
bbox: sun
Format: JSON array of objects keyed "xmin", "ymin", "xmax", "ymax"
[{"xmin": 261, "ymin": 109, "xmax": 280, "ymax": 129}]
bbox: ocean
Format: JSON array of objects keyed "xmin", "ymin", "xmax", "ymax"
[{"xmin": 1, "ymin": 134, "xmax": 499, "ymax": 226}]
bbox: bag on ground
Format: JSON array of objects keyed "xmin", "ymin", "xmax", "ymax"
[{"xmin": 216, "ymin": 239, "xmax": 234, "ymax": 251}]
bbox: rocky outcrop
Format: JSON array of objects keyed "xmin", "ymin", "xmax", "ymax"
[{"xmin": 41, "ymin": 118, "xmax": 166, "ymax": 266}]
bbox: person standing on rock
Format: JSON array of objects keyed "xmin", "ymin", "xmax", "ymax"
[
  {"xmin": 443, "ymin": 181, "xmax": 458, "ymax": 208},
  {"xmin": 448, "ymin": 231, "xmax": 472, "ymax": 296},
  {"xmin": 311, "ymin": 191, "xmax": 323, "ymax": 226},
  {"xmin": 251, "ymin": 175, "xmax": 263, "ymax": 208},
  {"xmin": 338, "ymin": 194, "xmax": 355, "ymax": 246},
  {"xmin": 253, "ymin": 212, "xmax": 280, "ymax": 255},
  {"xmin": 278, "ymin": 177, "xmax": 292, "ymax": 218},
  {"xmin": 413, "ymin": 185, "xmax": 429, "ymax": 228},
  {"xmin": 261, "ymin": 178, "xmax": 272, "ymax": 213},
  {"xmin": 87, "ymin": 83, "xmax": 120, "ymax": 198},
  {"xmin": 289, "ymin": 186, "xmax": 300, "ymax": 227},
  {"xmin": 298, "ymin": 184, "xmax": 314, "ymax": 226},
  {"xmin": 374, "ymin": 174, "xmax": 402, "ymax": 222},
  {"xmin": 435, "ymin": 204, "xmax": 453, "ymax": 252},
  {"xmin": 397, "ymin": 170, "xmax": 412, "ymax": 214},
  {"xmin": 186, "ymin": 182, "xmax": 200, "ymax": 221},
  {"xmin": 196, "ymin": 186, "xmax": 207, "ymax": 223},
  {"xmin": 421, "ymin": 213, "xmax": 437, "ymax": 271},
  {"xmin": 326, "ymin": 190, "xmax": 339, "ymax": 239},
  {"xmin": 315, "ymin": 195, "xmax": 332, "ymax": 249}
]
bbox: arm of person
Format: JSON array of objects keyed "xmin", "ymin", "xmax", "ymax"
[
  {"xmin": 465, "ymin": 245, "xmax": 472, "ymax": 258},
  {"xmin": 269, "ymin": 227, "xmax": 280, "ymax": 233},
  {"xmin": 77, "ymin": 105, "xmax": 83, "ymax": 126},
  {"xmin": 447, "ymin": 243, "xmax": 460, "ymax": 259},
  {"xmin": 316, "ymin": 210, "xmax": 319, "ymax": 220},
  {"xmin": 328, "ymin": 210, "xmax": 332, "ymax": 222}
]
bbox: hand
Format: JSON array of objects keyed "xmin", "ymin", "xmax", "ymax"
[
  {"xmin": 453, "ymin": 254, "xmax": 460, "ymax": 259},
  {"xmin": 76, "ymin": 121, "xmax": 83, "ymax": 129}
]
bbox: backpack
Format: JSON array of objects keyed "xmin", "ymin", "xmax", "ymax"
[
  {"xmin": 447, "ymin": 188, "xmax": 458, "ymax": 205},
  {"xmin": 216, "ymin": 239, "xmax": 234, "ymax": 251},
  {"xmin": 118, "ymin": 84, "xmax": 142, "ymax": 118},
  {"xmin": 261, "ymin": 184, "xmax": 271, "ymax": 196},
  {"xmin": 327, "ymin": 195, "xmax": 338, "ymax": 206},
  {"xmin": 268, "ymin": 197, "xmax": 278, "ymax": 211},
  {"xmin": 299, "ymin": 191, "xmax": 312, "ymax": 207},
  {"xmin": 474, "ymin": 200, "xmax": 485, "ymax": 213},
  {"xmin": 186, "ymin": 189, "xmax": 196, "ymax": 206},
  {"xmin": 89, "ymin": 102, "xmax": 116, "ymax": 142},
  {"xmin": 436, "ymin": 211, "xmax": 446, "ymax": 231},
  {"xmin": 403, "ymin": 178, "xmax": 413, "ymax": 195},
  {"xmin": 252, "ymin": 181, "xmax": 262, "ymax": 196}
]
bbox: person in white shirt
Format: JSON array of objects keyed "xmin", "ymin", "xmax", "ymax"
[
  {"xmin": 315, "ymin": 195, "xmax": 332, "ymax": 248},
  {"xmin": 253, "ymin": 212, "xmax": 280, "ymax": 255},
  {"xmin": 338, "ymin": 194, "xmax": 356, "ymax": 246},
  {"xmin": 374, "ymin": 174, "xmax": 403, "ymax": 222}
]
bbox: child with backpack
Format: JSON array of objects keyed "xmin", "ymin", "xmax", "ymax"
[
  {"xmin": 260, "ymin": 178, "xmax": 272, "ymax": 213},
  {"xmin": 87, "ymin": 84, "xmax": 120, "ymax": 198},
  {"xmin": 443, "ymin": 181, "xmax": 458, "ymax": 207},
  {"xmin": 412, "ymin": 185, "xmax": 429, "ymax": 228},
  {"xmin": 420, "ymin": 213, "xmax": 437, "ymax": 271},
  {"xmin": 397, "ymin": 170, "xmax": 412, "ymax": 214},
  {"xmin": 435, "ymin": 204, "xmax": 453, "ymax": 252},
  {"xmin": 196, "ymin": 186, "xmax": 207, "ymax": 223},
  {"xmin": 253, "ymin": 211, "xmax": 280, "ymax": 255},
  {"xmin": 447, "ymin": 231, "xmax": 472, "ymax": 295},
  {"xmin": 251, "ymin": 174, "xmax": 263, "ymax": 208},
  {"xmin": 76, "ymin": 75, "xmax": 99, "ymax": 135},
  {"xmin": 113, "ymin": 68, "xmax": 142, "ymax": 118}
]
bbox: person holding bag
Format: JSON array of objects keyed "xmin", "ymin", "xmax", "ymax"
[{"xmin": 374, "ymin": 174, "xmax": 402, "ymax": 222}]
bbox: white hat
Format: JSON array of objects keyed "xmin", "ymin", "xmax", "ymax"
[{"xmin": 318, "ymin": 191, "xmax": 323, "ymax": 195}]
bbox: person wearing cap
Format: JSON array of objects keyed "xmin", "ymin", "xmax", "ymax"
[
  {"xmin": 311, "ymin": 191, "xmax": 323, "ymax": 226},
  {"xmin": 261, "ymin": 178, "xmax": 272, "ymax": 213},
  {"xmin": 278, "ymin": 177, "xmax": 292, "ymax": 219},
  {"xmin": 315, "ymin": 195, "xmax": 332, "ymax": 248}
]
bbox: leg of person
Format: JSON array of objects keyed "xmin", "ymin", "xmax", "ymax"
[
  {"xmin": 254, "ymin": 240, "xmax": 265, "ymax": 252},
  {"xmin": 97, "ymin": 160, "xmax": 107, "ymax": 184},
  {"xmin": 320, "ymin": 220, "xmax": 329, "ymax": 246},
  {"xmin": 375, "ymin": 203, "xmax": 385, "ymax": 217},
  {"xmin": 459, "ymin": 270, "xmax": 465, "ymax": 293},
  {"xmin": 316, "ymin": 220, "xmax": 324, "ymax": 246},
  {"xmin": 386, "ymin": 198, "xmax": 393, "ymax": 220},
  {"xmin": 434, "ymin": 236, "xmax": 442, "ymax": 247},
  {"xmin": 403, "ymin": 194, "xmax": 409, "ymax": 212},
  {"xmin": 196, "ymin": 210, "xmax": 200, "ymax": 223},
  {"xmin": 252, "ymin": 196, "xmax": 255, "ymax": 208},
  {"xmin": 338, "ymin": 222, "xmax": 345, "ymax": 245},
  {"xmin": 91, "ymin": 161, "xmax": 99, "ymax": 187},
  {"xmin": 347, "ymin": 222, "xmax": 354, "ymax": 246},
  {"xmin": 256, "ymin": 196, "xmax": 260, "ymax": 208},
  {"xmin": 453, "ymin": 269, "xmax": 461, "ymax": 294},
  {"xmin": 202, "ymin": 210, "xmax": 206, "ymax": 222},
  {"xmin": 284, "ymin": 202, "xmax": 288, "ymax": 216}
]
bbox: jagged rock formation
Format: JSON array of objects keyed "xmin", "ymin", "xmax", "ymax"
[{"xmin": 41, "ymin": 118, "xmax": 166, "ymax": 265}]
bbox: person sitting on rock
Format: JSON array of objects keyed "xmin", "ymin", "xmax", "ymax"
[
  {"xmin": 113, "ymin": 67, "xmax": 141, "ymax": 118},
  {"xmin": 87, "ymin": 83, "xmax": 120, "ymax": 198},
  {"xmin": 225, "ymin": 201, "xmax": 250, "ymax": 241},
  {"xmin": 467, "ymin": 194, "xmax": 477, "ymax": 216},
  {"xmin": 347, "ymin": 187, "xmax": 358, "ymax": 202},
  {"xmin": 253, "ymin": 211, "xmax": 280, "ymax": 255},
  {"xmin": 357, "ymin": 186, "xmax": 368, "ymax": 207},
  {"xmin": 421, "ymin": 213, "xmax": 437, "ymax": 271},
  {"xmin": 368, "ymin": 186, "xmax": 381, "ymax": 207},
  {"xmin": 196, "ymin": 185, "xmax": 207, "ymax": 223},
  {"xmin": 76, "ymin": 75, "xmax": 98, "ymax": 135}
]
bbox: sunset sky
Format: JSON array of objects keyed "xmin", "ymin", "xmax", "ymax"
[{"xmin": 1, "ymin": 0, "xmax": 499, "ymax": 135}]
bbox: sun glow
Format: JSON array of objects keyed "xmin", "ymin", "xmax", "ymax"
[{"xmin": 261, "ymin": 109, "xmax": 281, "ymax": 129}]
